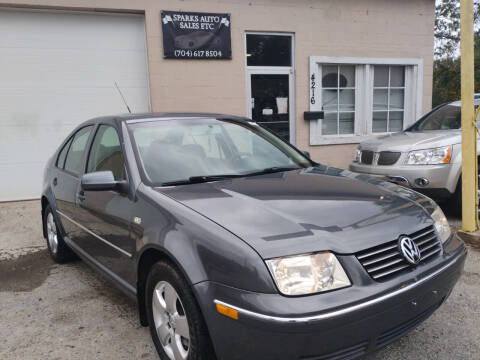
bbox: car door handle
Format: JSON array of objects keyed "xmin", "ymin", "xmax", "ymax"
[
  {"xmin": 53, "ymin": 177, "xmax": 58, "ymax": 186},
  {"xmin": 77, "ymin": 191, "xmax": 85, "ymax": 202}
]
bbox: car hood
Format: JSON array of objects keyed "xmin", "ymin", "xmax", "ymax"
[
  {"xmin": 360, "ymin": 130, "xmax": 461, "ymax": 152},
  {"xmin": 158, "ymin": 167, "xmax": 434, "ymax": 259}
]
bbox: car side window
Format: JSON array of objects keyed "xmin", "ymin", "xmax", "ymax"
[
  {"xmin": 56, "ymin": 136, "xmax": 73, "ymax": 169},
  {"xmin": 64, "ymin": 126, "xmax": 93, "ymax": 176},
  {"xmin": 87, "ymin": 125, "xmax": 125, "ymax": 181}
]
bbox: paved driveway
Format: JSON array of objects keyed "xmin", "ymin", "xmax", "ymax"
[{"xmin": 0, "ymin": 201, "xmax": 479, "ymax": 360}]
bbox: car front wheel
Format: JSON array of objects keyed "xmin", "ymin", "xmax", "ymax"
[{"xmin": 145, "ymin": 261, "xmax": 215, "ymax": 360}]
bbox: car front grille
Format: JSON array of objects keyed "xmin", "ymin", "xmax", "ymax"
[
  {"xmin": 360, "ymin": 150, "xmax": 374, "ymax": 165},
  {"xmin": 377, "ymin": 151, "xmax": 401, "ymax": 165},
  {"xmin": 355, "ymin": 225, "xmax": 442, "ymax": 281},
  {"xmin": 359, "ymin": 150, "xmax": 401, "ymax": 165}
]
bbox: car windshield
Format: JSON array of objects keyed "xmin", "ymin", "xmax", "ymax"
[
  {"xmin": 408, "ymin": 104, "xmax": 461, "ymax": 132},
  {"xmin": 127, "ymin": 118, "xmax": 311, "ymax": 186}
]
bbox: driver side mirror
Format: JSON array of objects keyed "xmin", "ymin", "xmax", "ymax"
[
  {"xmin": 81, "ymin": 171, "xmax": 127, "ymax": 192},
  {"xmin": 302, "ymin": 151, "xmax": 311, "ymax": 159}
]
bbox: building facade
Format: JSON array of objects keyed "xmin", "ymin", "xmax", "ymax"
[{"xmin": 0, "ymin": 0, "xmax": 435, "ymax": 201}]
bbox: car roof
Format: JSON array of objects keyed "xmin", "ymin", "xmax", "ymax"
[
  {"xmin": 447, "ymin": 98, "xmax": 480, "ymax": 107},
  {"xmin": 82, "ymin": 112, "xmax": 251, "ymax": 126}
]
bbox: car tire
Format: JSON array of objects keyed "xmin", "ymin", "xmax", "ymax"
[
  {"xmin": 43, "ymin": 204, "xmax": 75, "ymax": 263},
  {"xmin": 145, "ymin": 260, "xmax": 215, "ymax": 360},
  {"xmin": 449, "ymin": 178, "xmax": 480, "ymax": 215},
  {"xmin": 447, "ymin": 180, "xmax": 462, "ymax": 215}
]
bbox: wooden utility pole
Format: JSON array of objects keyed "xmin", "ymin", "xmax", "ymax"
[{"xmin": 460, "ymin": 0, "xmax": 478, "ymax": 231}]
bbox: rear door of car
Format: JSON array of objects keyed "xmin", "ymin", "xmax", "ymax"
[
  {"xmin": 52, "ymin": 125, "xmax": 94, "ymax": 240},
  {"xmin": 75, "ymin": 124, "xmax": 135, "ymax": 286}
]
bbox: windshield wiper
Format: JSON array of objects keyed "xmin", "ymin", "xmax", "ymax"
[
  {"xmin": 244, "ymin": 166, "xmax": 300, "ymax": 177},
  {"xmin": 161, "ymin": 167, "xmax": 300, "ymax": 186},
  {"xmin": 161, "ymin": 174, "xmax": 243, "ymax": 186}
]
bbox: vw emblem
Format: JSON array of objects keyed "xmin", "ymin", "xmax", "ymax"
[{"xmin": 398, "ymin": 236, "xmax": 421, "ymax": 265}]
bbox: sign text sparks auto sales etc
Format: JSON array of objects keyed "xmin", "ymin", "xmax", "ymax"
[{"xmin": 161, "ymin": 11, "xmax": 232, "ymax": 59}]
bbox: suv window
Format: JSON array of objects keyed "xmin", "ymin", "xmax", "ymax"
[
  {"xmin": 87, "ymin": 125, "xmax": 125, "ymax": 180},
  {"xmin": 410, "ymin": 105, "xmax": 460, "ymax": 131},
  {"xmin": 56, "ymin": 137, "xmax": 73, "ymax": 169},
  {"xmin": 64, "ymin": 126, "xmax": 93, "ymax": 175}
]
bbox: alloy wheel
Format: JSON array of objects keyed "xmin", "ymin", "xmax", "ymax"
[
  {"xmin": 152, "ymin": 281, "xmax": 190, "ymax": 360},
  {"xmin": 46, "ymin": 212, "xmax": 58, "ymax": 254}
]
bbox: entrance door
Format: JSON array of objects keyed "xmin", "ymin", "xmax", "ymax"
[
  {"xmin": 245, "ymin": 32, "xmax": 294, "ymax": 144},
  {"xmin": 248, "ymin": 71, "xmax": 293, "ymax": 143}
]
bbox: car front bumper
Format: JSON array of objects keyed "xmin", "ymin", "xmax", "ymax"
[
  {"xmin": 193, "ymin": 235, "xmax": 467, "ymax": 360},
  {"xmin": 349, "ymin": 161, "xmax": 460, "ymax": 196}
]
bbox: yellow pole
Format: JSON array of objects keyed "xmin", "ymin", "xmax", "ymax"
[{"xmin": 460, "ymin": 0, "xmax": 478, "ymax": 231}]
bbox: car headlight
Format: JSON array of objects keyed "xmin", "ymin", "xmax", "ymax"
[
  {"xmin": 354, "ymin": 149, "xmax": 361, "ymax": 163},
  {"xmin": 406, "ymin": 145, "xmax": 452, "ymax": 165},
  {"xmin": 431, "ymin": 205, "xmax": 451, "ymax": 243},
  {"xmin": 266, "ymin": 252, "xmax": 351, "ymax": 296}
]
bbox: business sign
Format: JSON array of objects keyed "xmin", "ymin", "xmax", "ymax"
[{"xmin": 161, "ymin": 11, "xmax": 231, "ymax": 59}]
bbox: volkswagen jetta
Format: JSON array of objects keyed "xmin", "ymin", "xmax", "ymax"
[{"xmin": 41, "ymin": 113, "xmax": 467, "ymax": 360}]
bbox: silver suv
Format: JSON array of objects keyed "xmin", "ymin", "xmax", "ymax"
[{"xmin": 350, "ymin": 99, "xmax": 480, "ymax": 210}]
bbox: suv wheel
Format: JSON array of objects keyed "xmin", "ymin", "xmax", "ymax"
[
  {"xmin": 145, "ymin": 261, "xmax": 215, "ymax": 360},
  {"xmin": 450, "ymin": 177, "xmax": 480, "ymax": 215}
]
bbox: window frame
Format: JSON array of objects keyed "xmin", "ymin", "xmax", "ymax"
[
  {"xmin": 86, "ymin": 124, "xmax": 127, "ymax": 181},
  {"xmin": 309, "ymin": 56, "xmax": 423, "ymax": 145},
  {"xmin": 57, "ymin": 125, "xmax": 94, "ymax": 178}
]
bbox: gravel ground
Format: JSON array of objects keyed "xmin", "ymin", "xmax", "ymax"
[{"xmin": 0, "ymin": 200, "xmax": 479, "ymax": 360}]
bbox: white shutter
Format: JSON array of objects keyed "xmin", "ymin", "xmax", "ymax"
[{"xmin": 404, "ymin": 65, "xmax": 418, "ymax": 128}]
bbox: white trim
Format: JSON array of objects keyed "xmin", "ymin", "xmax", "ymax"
[
  {"xmin": 415, "ymin": 63, "xmax": 424, "ymax": 119},
  {"xmin": 142, "ymin": 17, "xmax": 152, "ymax": 113},
  {"xmin": 245, "ymin": 32, "xmax": 296, "ymax": 144},
  {"xmin": 309, "ymin": 56, "xmax": 424, "ymax": 146},
  {"xmin": 309, "ymin": 56, "xmax": 424, "ymax": 67},
  {"xmin": 57, "ymin": 210, "xmax": 133, "ymax": 258},
  {"xmin": 213, "ymin": 251, "xmax": 463, "ymax": 323},
  {"xmin": 309, "ymin": 134, "xmax": 381, "ymax": 145},
  {"xmin": 404, "ymin": 66, "xmax": 417, "ymax": 128}
]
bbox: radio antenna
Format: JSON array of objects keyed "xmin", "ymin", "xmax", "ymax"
[{"xmin": 114, "ymin": 81, "xmax": 132, "ymax": 114}]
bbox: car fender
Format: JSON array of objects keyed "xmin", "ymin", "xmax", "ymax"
[
  {"xmin": 133, "ymin": 185, "xmax": 276, "ymax": 294},
  {"xmin": 40, "ymin": 157, "xmax": 66, "ymax": 237}
]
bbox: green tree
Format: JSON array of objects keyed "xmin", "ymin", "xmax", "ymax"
[
  {"xmin": 435, "ymin": 0, "xmax": 480, "ymax": 58},
  {"xmin": 433, "ymin": 0, "xmax": 480, "ymax": 106}
]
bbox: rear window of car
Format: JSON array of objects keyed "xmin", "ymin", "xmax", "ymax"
[
  {"xmin": 63, "ymin": 126, "xmax": 93, "ymax": 175},
  {"xmin": 56, "ymin": 137, "xmax": 73, "ymax": 169}
]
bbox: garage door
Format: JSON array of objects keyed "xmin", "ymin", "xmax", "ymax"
[{"xmin": 0, "ymin": 10, "xmax": 150, "ymax": 201}]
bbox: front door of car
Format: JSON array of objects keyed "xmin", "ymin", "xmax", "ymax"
[
  {"xmin": 52, "ymin": 126, "xmax": 94, "ymax": 240},
  {"xmin": 76, "ymin": 124, "xmax": 135, "ymax": 285}
]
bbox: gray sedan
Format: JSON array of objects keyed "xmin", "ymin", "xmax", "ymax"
[
  {"xmin": 41, "ymin": 113, "xmax": 466, "ymax": 360},
  {"xmin": 350, "ymin": 99, "xmax": 480, "ymax": 210}
]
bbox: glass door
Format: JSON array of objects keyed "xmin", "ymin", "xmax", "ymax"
[
  {"xmin": 248, "ymin": 71, "xmax": 293, "ymax": 143},
  {"xmin": 246, "ymin": 33, "xmax": 294, "ymax": 144}
]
